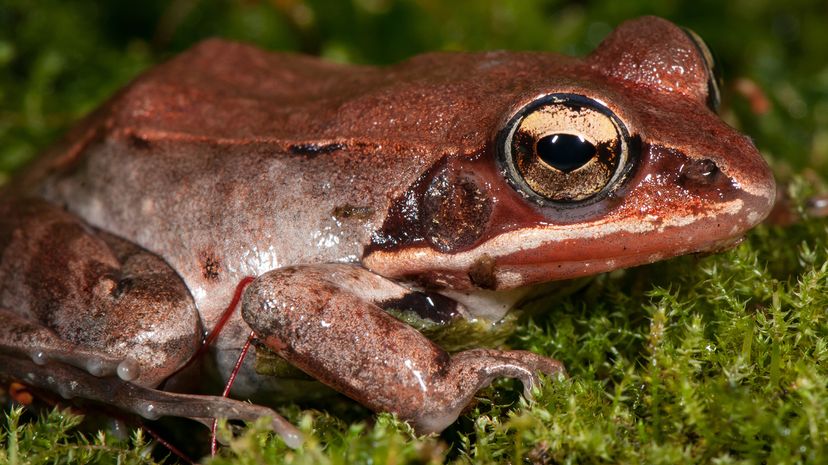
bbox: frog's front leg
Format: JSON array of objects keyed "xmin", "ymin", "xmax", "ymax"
[{"xmin": 242, "ymin": 264, "xmax": 564, "ymax": 434}]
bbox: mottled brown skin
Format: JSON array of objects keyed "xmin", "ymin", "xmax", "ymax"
[
  {"xmin": 0, "ymin": 199, "xmax": 200, "ymax": 385},
  {"xmin": 0, "ymin": 16, "xmax": 774, "ymax": 444}
]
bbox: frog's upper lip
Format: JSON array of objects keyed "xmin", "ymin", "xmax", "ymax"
[{"xmin": 365, "ymin": 192, "xmax": 768, "ymax": 291}]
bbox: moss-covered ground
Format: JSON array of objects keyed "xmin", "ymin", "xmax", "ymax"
[{"xmin": 2, "ymin": 1, "xmax": 828, "ymax": 463}]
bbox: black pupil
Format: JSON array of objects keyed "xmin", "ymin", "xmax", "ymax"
[{"xmin": 535, "ymin": 133, "xmax": 596, "ymax": 173}]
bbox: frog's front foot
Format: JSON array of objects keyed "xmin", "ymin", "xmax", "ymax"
[
  {"xmin": 409, "ymin": 348, "xmax": 564, "ymax": 433},
  {"xmin": 242, "ymin": 264, "xmax": 565, "ymax": 434}
]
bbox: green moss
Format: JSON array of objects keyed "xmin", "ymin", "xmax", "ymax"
[
  {"xmin": 0, "ymin": 407, "xmax": 158, "ymax": 464},
  {"xmin": 3, "ymin": 0, "xmax": 828, "ymax": 463},
  {"xmin": 389, "ymin": 309, "xmax": 521, "ymax": 353}
]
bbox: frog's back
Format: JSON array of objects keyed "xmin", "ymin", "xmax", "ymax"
[
  {"xmin": 15, "ymin": 39, "xmax": 450, "ymax": 325},
  {"xmin": 99, "ymin": 39, "xmax": 381, "ymax": 144},
  {"xmin": 19, "ymin": 38, "xmax": 552, "ymax": 176},
  {"xmin": 18, "ymin": 39, "xmax": 376, "ymax": 173}
]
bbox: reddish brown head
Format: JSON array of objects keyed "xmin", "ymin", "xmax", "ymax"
[{"xmin": 363, "ymin": 16, "xmax": 775, "ymax": 290}]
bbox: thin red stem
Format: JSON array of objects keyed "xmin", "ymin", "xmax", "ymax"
[
  {"xmin": 140, "ymin": 420, "xmax": 196, "ymax": 465},
  {"xmin": 203, "ymin": 277, "xmax": 256, "ymax": 349},
  {"xmin": 179, "ymin": 276, "xmax": 255, "ymax": 373},
  {"xmin": 210, "ymin": 330, "xmax": 256, "ymax": 456}
]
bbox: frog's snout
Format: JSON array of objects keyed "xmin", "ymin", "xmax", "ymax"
[
  {"xmin": 728, "ymin": 147, "xmax": 777, "ymax": 230},
  {"xmin": 686, "ymin": 152, "xmax": 775, "ymax": 228}
]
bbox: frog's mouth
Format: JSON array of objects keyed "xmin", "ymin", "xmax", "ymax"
[{"xmin": 365, "ymin": 194, "xmax": 768, "ymax": 291}]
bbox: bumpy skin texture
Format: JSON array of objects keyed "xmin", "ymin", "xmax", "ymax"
[
  {"xmin": 0, "ymin": 199, "xmax": 200, "ymax": 387},
  {"xmin": 0, "ymin": 16, "xmax": 775, "ymax": 441}
]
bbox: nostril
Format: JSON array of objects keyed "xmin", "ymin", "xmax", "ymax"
[{"xmin": 679, "ymin": 158, "xmax": 721, "ymax": 187}]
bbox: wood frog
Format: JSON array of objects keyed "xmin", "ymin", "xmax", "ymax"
[{"xmin": 0, "ymin": 16, "xmax": 775, "ymax": 446}]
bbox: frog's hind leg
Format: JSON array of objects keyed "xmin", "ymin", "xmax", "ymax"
[
  {"xmin": 0, "ymin": 354, "xmax": 302, "ymax": 448},
  {"xmin": 0, "ymin": 200, "xmax": 305, "ymax": 447},
  {"xmin": 0, "ymin": 199, "xmax": 202, "ymax": 387},
  {"xmin": 0, "ymin": 307, "xmax": 132, "ymax": 379},
  {"xmin": 241, "ymin": 263, "xmax": 566, "ymax": 434}
]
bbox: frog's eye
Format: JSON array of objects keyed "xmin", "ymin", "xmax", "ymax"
[
  {"xmin": 500, "ymin": 94, "xmax": 630, "ymax": 204},
  {"xmin": 683, "ymin": 28, "xmax": 722, "ymax": 113}
]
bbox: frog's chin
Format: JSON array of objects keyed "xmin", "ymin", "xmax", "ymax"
[{"xmin": 693, "ymin": 235, "xmax": 746, "ymax": 255}]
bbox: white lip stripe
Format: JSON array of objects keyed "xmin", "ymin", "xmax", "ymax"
[{"xmin": 365, "ymin": 198, "xmax": 744, "ymax": 274}]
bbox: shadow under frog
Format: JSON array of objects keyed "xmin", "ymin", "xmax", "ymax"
[{"xmin": 0, "ymin": 16, "xmax": 775, "ymax": 446}]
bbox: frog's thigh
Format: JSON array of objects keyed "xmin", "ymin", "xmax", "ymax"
[
  {"xmin": 0, "ymin": 199, "xmax": 201, "ymax": 387},
  {"xmin": 241, "ymin": 264, "xmax": 565, "ymax": 434}
]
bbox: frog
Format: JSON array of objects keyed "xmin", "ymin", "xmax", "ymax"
[{"xmin": 0, "ymin": 16, "xmax": 775, "ymax": 447}]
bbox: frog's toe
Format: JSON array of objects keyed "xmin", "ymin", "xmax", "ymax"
[
  {"xmin": 476, "ymin": 349, "xmax": 567, "ymax": 398},
  {"xmin": 409, "ymin": 348, "xmax": 566, "ymax": 433},
  {"xmin": 0, "ymin": 353, "xmax": 303, "ymax": 449}
]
